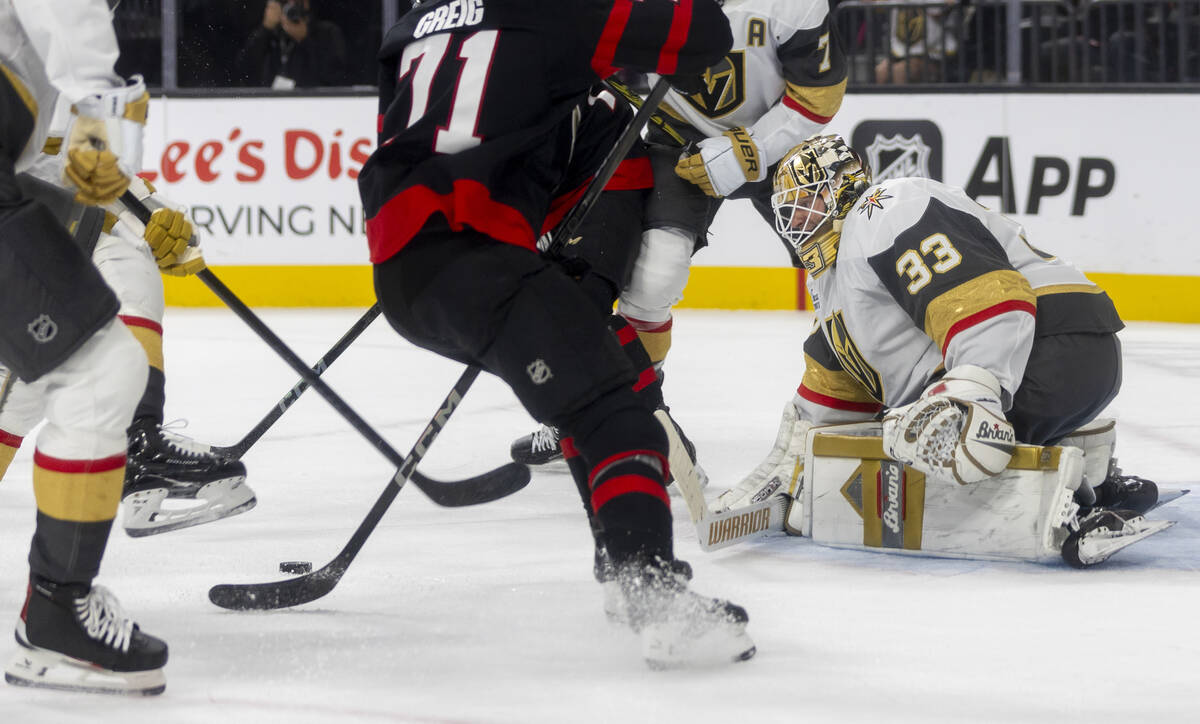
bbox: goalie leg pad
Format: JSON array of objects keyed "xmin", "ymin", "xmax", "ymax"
[{"xmin": 800, "ymin": 422, "xmax": 1085, "ymax": 563}]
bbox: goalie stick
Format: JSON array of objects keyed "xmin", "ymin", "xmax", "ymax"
[
  {"xmin": 121, "ymin": 193, "xmax": 530, "ymax": 508},
  {"xmin": 205, "ymin": 78, "xmax": 676, "ymax": 609},
  {"xmin": 656, "ymin": 410, "xmax": 787, "ymax": 551}
]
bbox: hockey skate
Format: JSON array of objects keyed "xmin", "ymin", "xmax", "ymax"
[
  {"xmin": 1083, "ymin": 470, "xmax": 1159, "ymax": 515},
  {"xmin": 597, "ymin": 548, "xmax": 693, "ymax": 625},
  {"xmin": 509, "ymin": 424, "xmax": 564, "ymax": 466},
  {"xmin": 121, "ymin": 418, "xmax": 256, "ymax": 537},
  {"xmin": 618, "ymin": 559, "xmax": 755, "ymax": 669},
  {"xmin": 1060, "ymin": 509, "xmax": 1175, "ymax": 568},
  {"xmin": 5, "ymin": 577, "xmax": 167, "ymax": 695}
]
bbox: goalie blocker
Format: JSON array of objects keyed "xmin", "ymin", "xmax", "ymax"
[{"xmin": 692, "ymin": 422, "xmax": 1172, "ymax": 566}]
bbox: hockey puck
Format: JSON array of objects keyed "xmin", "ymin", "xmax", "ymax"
[{"xmin": 279, "ymin": 561, "xmax": 313, "ymax": 575}]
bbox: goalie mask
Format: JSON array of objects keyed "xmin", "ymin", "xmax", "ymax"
[{"xmin": 771, "ymin": 135, "xmax": 871, "ymax": 276}]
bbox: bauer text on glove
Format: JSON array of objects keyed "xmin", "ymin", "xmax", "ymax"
[{"xmin": 674, "ymin": 127, "xmax": 765, "ymax": 197}]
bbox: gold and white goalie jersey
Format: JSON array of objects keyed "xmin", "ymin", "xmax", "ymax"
[
  {"xmin": 797, "ymin": 177, "xmax": 1123, "ymax": 423},
  {"xmin": 654, "ymin": 0, "xmax": 848, "ymax": 166}
]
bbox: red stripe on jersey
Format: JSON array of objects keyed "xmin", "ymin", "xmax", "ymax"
[
  {"xmin": 782, "ymin": 95, "xmax": 835, "ymax": 125},
  {"xmin": 118, "ymin": 315, "xmax": 162, "ymax": 335},
  {"xmin": 657, "ymin": 0, "xmax": 694, "ymax": 74},
  {"xmin": 632, "ymin": 366, "xmax": 658, "ymax": 392},
  {"xmin": 591, "ymin": 0, "xmax": 635, "ymax": 78},
  {"xmin": 377, "ymin": 114, "xmax": 384, "ymax": 134},
  {"xmin": 0, "ymin": 429, "xmax": 23, "ymax": 448},
  {"xmin": 941, "ymin": 300, "xmax": 1036, "ymax": 357},
  {"xmin": 798, "ymin": 384, "xmax": 883, "ymax": 413},
  {"xmin": 622, "ymin": 316, "xmax": 673, "ymax": 334},
  {"xmin": 541, "ymin": 180, "xmax": 589, "ymax": 236},
  {"xmin": 540, "ymin": 157, "xmax": 653, "ymax": 236},
  {"xmin": 605, "ymin": 156, "xmax": 653, "ymax": 191},
  {"xmin": 367, "ymin": 180, "xmax": 536, "ymax": 263},
  {"xmin": 33, "ymin": 450, "xmax": 126, "ymax": 474},
  {"xmin": 615, "ymin": 324, "xmax": 638, "ymax": 345},
  {"xmin": 561, "ymin": 436, "xmax": 580, "ymax": 460},
  {"xmin": 592, "ymin": 473, "xmax": 671, "ymax": 511}
]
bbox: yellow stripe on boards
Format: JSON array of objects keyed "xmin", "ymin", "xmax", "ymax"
[
  {"xmin": 163, "ymin": 266, "xmax": 377, "ymax": 307},
  {"xmin": 160, "ymin": 266, "xmax": 1200, "ymax": 322},
  {"xmin": 1087, "ymin": 273, "xmax": 1200, "ymax": 323}
]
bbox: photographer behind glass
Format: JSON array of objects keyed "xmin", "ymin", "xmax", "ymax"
[{"xmin": 237, "ymin": 0, "xmax": 348, "ymax": 88}]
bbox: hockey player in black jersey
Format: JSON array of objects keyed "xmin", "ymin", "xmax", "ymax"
[{"xmin": 359, "ymin": 0, "xmax": 755, "ymax": 667}]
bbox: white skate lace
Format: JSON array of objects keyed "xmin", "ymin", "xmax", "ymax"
[
  {"xmin": 530, "ymin": 425, "xmax": 559, "ymax": 454},
  {"xmin": 74, "ymin": 585, "xmax": 134, "ymax": 653},
  {"xmin": 159, "ymin": 419, "xmax": 216, "ymax": 457}
]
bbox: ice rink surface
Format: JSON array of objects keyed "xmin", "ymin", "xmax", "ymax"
[{"xmin": 1, "ymin": 307, "xmax": 1197, "ymax": 723}]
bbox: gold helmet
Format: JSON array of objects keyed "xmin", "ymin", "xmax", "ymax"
[{"xmin": 771, "ymin": 135, "xmax": 871, "ymax": 274}]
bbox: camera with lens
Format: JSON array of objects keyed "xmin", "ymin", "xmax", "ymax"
[{"xmin": 282, "ymin": 1, "xmax": 309, "ymax": 23}]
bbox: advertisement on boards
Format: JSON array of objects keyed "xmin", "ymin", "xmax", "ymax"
[{"xmin": 142, "ymin": 93, "xmax": 1200, "ymax": 279}]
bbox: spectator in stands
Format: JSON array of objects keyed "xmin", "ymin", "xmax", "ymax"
[
  {"xmin": 236, "ymin": 0, "xmax": 348, "ymax": 88},
  {"xmin": 874, "ymin": 3, "xmax": 973, "ymax": 83}
]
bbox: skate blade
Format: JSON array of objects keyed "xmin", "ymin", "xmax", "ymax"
[
  {"xmin": 641, "ymin": 623, "xmax": 756, "ymax": 670},
  {"xmin": 5, "ymin": 646, "xmax": 165, "ymax": 696},
  {"xmin": 123, "ymin": 477, "xmax": 256, "ymax": 537},
  {"xmin": 1073, "ymin": 519, "xmax": 1176, "ymax": 567}
]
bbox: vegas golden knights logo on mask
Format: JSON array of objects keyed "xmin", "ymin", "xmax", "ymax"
[
  {"xmin": 824, "ymin": 311, "xmax": 883, "ymax": 401},
  {"xmin": 679, "ymin": 52, "xmax": 746, "ymax": 119}
]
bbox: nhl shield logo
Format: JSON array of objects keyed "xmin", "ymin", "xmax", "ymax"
[
  {"xmin": 526, "ymin": 359, "xmax": 553, "ymax": 385},
  {"xmin": 27, "ymin": 314, "xmax": 57, "ymax": 344},
  {"xmin": 851, "ymin": 121, "xmax": 943, "ymax": 182},
  {"xmin": 866, "ymin": 134, "xmax": 933, "ymax": 182}
]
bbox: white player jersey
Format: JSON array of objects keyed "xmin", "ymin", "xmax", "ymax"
[
  {"xmin": 653, "ymin": 0, "xmax": 846, "ymax": 167},
  {"xmin": 1, "ymin": 0, "xmax": 122, "ymax": 171},
  {"xmin": 798, "ymin": 177, "xmax": 1122, "ymax": 422}
]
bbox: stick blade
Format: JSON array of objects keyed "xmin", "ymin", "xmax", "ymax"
[
  {"xmin": 413, "ymin": 462, "xmax": 531, "ymax": 506},
  {"xmin": 208, "ymin": 562, "xmax": 346, "ymax": 610}
]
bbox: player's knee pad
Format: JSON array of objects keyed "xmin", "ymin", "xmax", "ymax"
[
  {"xmin": 1058, "ymin": 418, "xmax": 1116, "ymax": 488},
  {"xmin": 93, "ymin": 230, "xmax": 165, "ymax": 324},
  {"xmin": 37, "ymin": 319, "xmax": 148, "ymax": 459},
  {"xmin": 617, "ymin": 226, "xmax": 694, "ymax": 323}
]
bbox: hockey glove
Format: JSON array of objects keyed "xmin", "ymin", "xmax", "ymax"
[
  {"xmin": 881, "ymin": 365, "xmax": 1016, "ymax": 485},
  {"xmin": 674, "ymin": 127, "xmax": 765, "ymax": 198},
  {"xmin": 111, "ymin": 178, "xmax": 208, "ymax": 276},
  {"xmin": 63, "ymin": 76, "xmax": 149, "ymax": 205}
]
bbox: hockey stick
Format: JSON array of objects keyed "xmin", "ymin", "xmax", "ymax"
[
  {"xmin": 210, "ymin": 304, "xmax": 383, "ymax": 460},
  {"xmin": 204, "ymin": 80, "xmax": 675, "ymax": 610},
  {"xmin": 208, "ymin": 365, "xmax": 481, "ymax": 610},
  {"xmin": 545, "ymin": 77, "xmax": 672, "ymax": 257},
  {"xmin": 656, "ymin": 410, "xmax": 787, "ymax": 550},
  {"xmin": 603, "ymin": 78, "xmax": 687, "ymax": 146},
  {"xmin": 121, "ymin": 193, "xmax": 530, "ymax": 508}
]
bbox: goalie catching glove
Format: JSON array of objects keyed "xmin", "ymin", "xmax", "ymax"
[
  {"xmin": 110, "ymin": 178, "xmax": 207, "ymax": 276},
  {"xmin": 674, "ymin": 127, "xmax": 765, "ymax": 198},
  {"xmin": 63, "ymin": 76, "xmax": 149, "ymax": 205},
  {"xmin": 882, "ymin": 365, "xmax": 1016, "ymax": 485}
]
